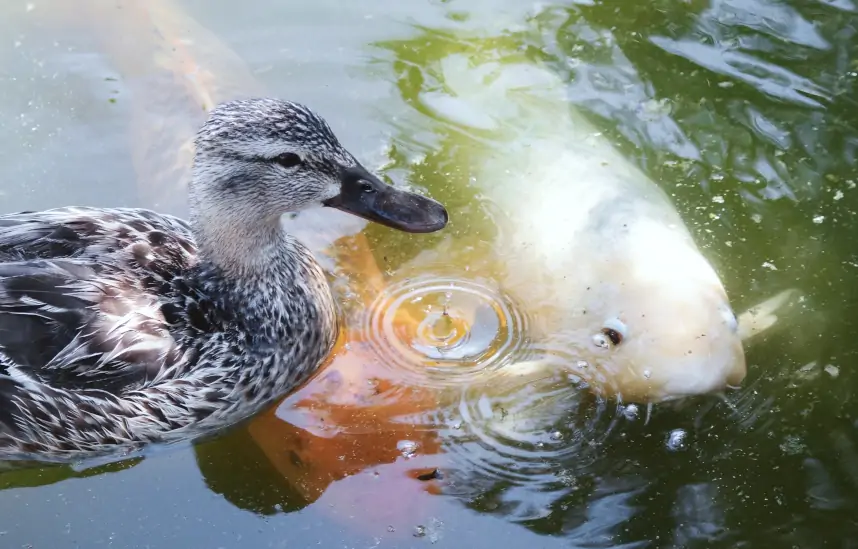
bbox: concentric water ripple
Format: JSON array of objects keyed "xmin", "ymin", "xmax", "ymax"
[
  {"xmin": 435, "ymin": 347, "xmax": 627, "ymax": 520},
  {"xmin": 361, "ymin": 272, "xmax": 630, "ymax": 520},
  {"xmin": 361, "ymin": 274, "xmax": 530, "ymax": 387}
]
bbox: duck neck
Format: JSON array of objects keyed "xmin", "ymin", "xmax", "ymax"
[
  {"xmin": 189, "ymin": 196, "xmax": 336, "ymax": 324},
  {"xmin": 190, "ymin": 204, "xmax": 288, "ymax": 279},
  {"xmin": 186, "ymin": 170, "xmax": 338, "ymax": 356}
]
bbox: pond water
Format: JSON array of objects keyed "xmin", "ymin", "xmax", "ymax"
[{"xmin": 0, "ymin": 0, "xmax": 857, "ymax": 547}]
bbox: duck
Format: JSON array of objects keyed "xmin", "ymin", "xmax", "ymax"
[{"xmin": 0, "ymin": 97, "xmax": 448, "ymax": 460}]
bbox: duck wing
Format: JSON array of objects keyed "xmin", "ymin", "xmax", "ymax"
[
  {"xmin": 0, "ymin": 207, "xmax": 205, "ymax": 394},
  {"xmin": 0, "ymin": 207, "xmax": 195, "ymax": 261}
]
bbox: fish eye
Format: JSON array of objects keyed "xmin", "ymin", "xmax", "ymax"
[
  {"xmin": 597, "ymin": 317, "xmax": 627, "ymax": 347},
  {"xmin": 602, "ymin": 327, "xmax": 623, "ymax": 346}
]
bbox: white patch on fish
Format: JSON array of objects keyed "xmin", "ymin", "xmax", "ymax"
[{"xmin": 395, "ymin": 53, "xmax": 800, "ymax": 404}]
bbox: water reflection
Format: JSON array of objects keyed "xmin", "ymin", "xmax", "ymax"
[
  {"xmin": 195, "ymin": 427, "xmax": 305, "ymax": 515},
  {"xmin": 244, "ymin": 343, "xmax": 447, "ymax": 539},
  {"xmin": 0, "ymin": 456, "xmax": 142, "ymax": 490}
]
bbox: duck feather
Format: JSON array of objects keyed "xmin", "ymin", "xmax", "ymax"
[{"xmin": 0, "ymin": 207, "xmax": 242, "ymax": 454}]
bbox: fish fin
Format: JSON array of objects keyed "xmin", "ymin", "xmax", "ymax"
[
  {"xmin": 736, "ymin": 288, "xmax": 802, "ymax": 341},
  {"xmin": 644, "ymin": 402, "xmax": 654, "ymax": 425}
]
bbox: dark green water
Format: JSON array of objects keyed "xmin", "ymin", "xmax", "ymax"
[{"xmin": 0, "ymin": 0, "xmax": 856, "ymax": 547}]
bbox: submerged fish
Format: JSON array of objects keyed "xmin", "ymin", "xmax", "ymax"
[{"xmin": 382, "ymin": 51, "xmax": 799, "ymax": 404}]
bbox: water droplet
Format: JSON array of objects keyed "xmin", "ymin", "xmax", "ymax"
[
  {"xmin": 413, "ymin": 525, "xmax": 426, "ymax": 538},
  {"xmin": 813, "ymin": 215, "xmax": 825, "ymax": 224},
  {"xmin": 592, "ymin": 333, "xmax": 610, "ymax": 348},
  {"xmin": 666, "ymin": 429, "xmax": 688, "ymax": 452},
  {"xmin": 387, "ymin": 525, "xmax": 395, "ymax": 533},
  {"xmin": 623, "ymin": 404, "xmax": 639, "ymax": 420},
  {"xmin": 397, "ymin": 440, "xmax": 418, "ymax": 459},
  {"xmin": 428, "ymin": 518, "xmax": 443, "ymax": 543},
  {"xmin": 576, "ymin": 360, "xmax": 589, "ymax": 369},
  {"xmin": 549, "ymin": 431, "xmax": 564, "ymax": 441},
  {"xmin": 643, "ymin": 370, "xmax": 651, "ymax": 379},
  {"xmin": 556, "ymin": 469, "xmax": 578, "ymax": 487},
  {"xmin": 779, "ymin": 434, "xmax": 806, "ymax": 455}
]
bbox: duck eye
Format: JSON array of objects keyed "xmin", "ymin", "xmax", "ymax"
[
  {"xmin": 274, "ymin": 153, "xmax": 302, "ymax": 169},
  {"xmin": 601, "ymin": 327, "xmax": 623, "ymax": 346},
  {"xmin": 360, "ymin": 182, "xmax": 375, "ymax": 193}
]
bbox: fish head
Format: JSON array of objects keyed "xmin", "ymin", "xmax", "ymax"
[{"xmin": 563, "ymin": 216, "xmax": 746, "ymax": 403}]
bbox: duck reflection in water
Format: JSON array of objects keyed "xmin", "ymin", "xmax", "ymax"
[{"xmin": 193, "ymin": 231, "xmax": 448, "ymax": 538}]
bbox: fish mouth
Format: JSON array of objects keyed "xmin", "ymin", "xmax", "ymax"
[{"xmin": 324, "ymin": 165, "xmax": 448, "ymax": 233}]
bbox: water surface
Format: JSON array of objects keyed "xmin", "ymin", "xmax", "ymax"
[{"xmin": 0, "ymin": 0, "xmax": 856, "ymax": 547}]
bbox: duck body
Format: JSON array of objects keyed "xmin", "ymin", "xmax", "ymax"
[
  {"xmin": 0, "ymin": 98, "xmax": 448, "ymax": 460},
  {"xmin": 0, "ymin": 206, "xmax": 334, "ymax": 458}
]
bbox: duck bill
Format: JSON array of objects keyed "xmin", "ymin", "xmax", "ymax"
[{"xmin": 324, "ymin": 165, "xmax": 448, "ymax": 234}]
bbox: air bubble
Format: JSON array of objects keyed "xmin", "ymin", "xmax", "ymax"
[
  {"xmin": 623, "ymin": 404, "xmax": 639, "ymax": 420},
  {"xmin": 397, "ymin": 440, "xmax": 418, "ymax": 459},
  {"xmin": 666, "ymin": 429, "xmax": 688, "ymax": 452}
]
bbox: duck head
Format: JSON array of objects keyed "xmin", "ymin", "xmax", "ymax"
[{"xmin": 187, "ymin": 98, "xmax": 448, "ymax": 271}]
